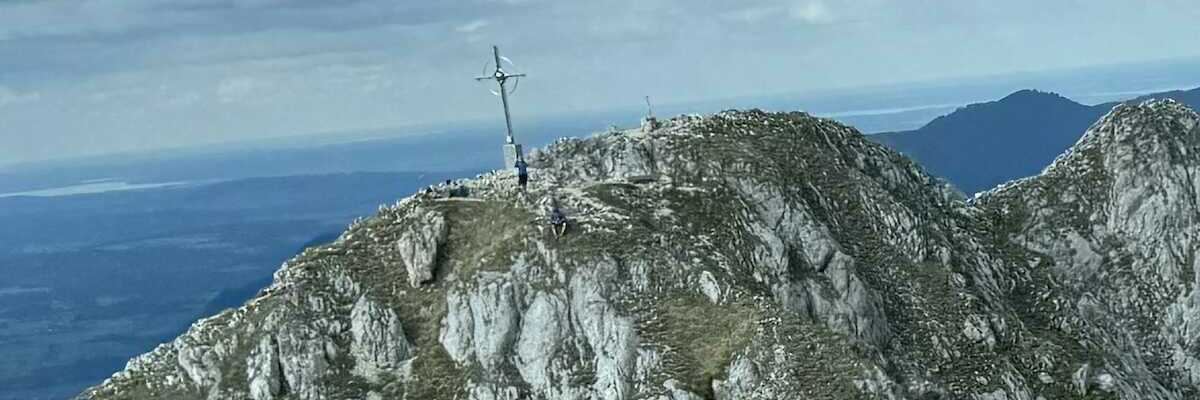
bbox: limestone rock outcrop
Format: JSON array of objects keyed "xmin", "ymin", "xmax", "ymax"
[
  {"xmin": 81, "ymin": 100, "xmax": 1200, "ymax": 400},
  {"xmin": 398, "ymin": 207, "xmax": 447, "ymax": 288}
]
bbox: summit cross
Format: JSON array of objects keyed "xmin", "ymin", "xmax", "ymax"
[{"xmin": 474, "ymin": 46, "xmax": 526, "ymax": 147}]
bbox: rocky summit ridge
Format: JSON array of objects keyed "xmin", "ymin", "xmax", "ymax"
[{"xmin": 81, "ymin": 99, "xmax": 1200, "ymax": 399}]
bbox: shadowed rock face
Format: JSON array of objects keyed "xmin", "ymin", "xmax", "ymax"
[{"xmin": 79, "ymin": 100, "xmax": 1200, "ymax": 400}]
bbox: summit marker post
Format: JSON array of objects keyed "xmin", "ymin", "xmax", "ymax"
[{"xmin": 474, "ymin": 45, "xmax": 527, "ymax": 169}]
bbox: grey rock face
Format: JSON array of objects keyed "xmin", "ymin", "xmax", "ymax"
[
  {"xmin": 398, "ymin": 207, "xmax": 448, "ymax": 288},
  {"xmin": 466, "ymin": 275, "xmax": 520, "ymax": 371},
  {"xmin": 439, "ymin": 289, "xmax": 475, "ymax": 365},
  {"xmin": 177, "ymin": 344, "xmax": 221, "ymax": 393},
  {"xmin": 568, "ymin": 261, "xmax": 638, "ymax": 400},
  {"xmin": 977, "ymin": 99, "xmax": 1200, "ymax": 400},
  {"xmin": 712, "ymin": 356, "xmax": 759, "ymax": 400},
  {"xmin": 82, "ymin": 103, "xmax": 1200, "ymax": 400},
  {"xmin": 514, "ymin": 291, "xmax": 571, "ymax": 394},
  {"xmin": 246, "ymin": 336, "xmax": 282, "ymax": 400},
  {"xmin": 349, "ymin": 295, "xmax": 412, "ymax": 379},
  {"xmin": 274, "ymin": 324, "xmax": 333, "ymax": 400}
]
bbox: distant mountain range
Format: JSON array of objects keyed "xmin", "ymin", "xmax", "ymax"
[{"xmin": 869, "ymin": 86, "xmax": 1200, "ymax": 194}]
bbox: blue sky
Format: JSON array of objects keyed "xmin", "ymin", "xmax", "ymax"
[{"xmin": 1, "ymin": 0, "xmax": 1199, "ymax": 164}]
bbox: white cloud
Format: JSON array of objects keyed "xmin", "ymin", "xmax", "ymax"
[
  {"xmin": 790, "ymin": 1, "xmax": 833, "ymax": 24},
  {"xmin": 0, "ymin": 0, "xmax": 158, "ymax": 40},
  {"xmin": 455, "ymin": 19, "xmax": 489, "ymax": 33},
  {"xmin": 0, "ymin": 86, "xmax": 39, "ymax": 107},
  {"xmin": 232, "ymin": 0, "xmax": 295, "ymax": 9},
  {"xmin": 723, "ymin": 6, "xmax": 776, "ymax": 23},
  {"xmin": 216, "ymin": 77, "xmax": 264, "ymax": 104},
  {"xmin": 722, "ymin": 1, "xmax": 834, "ymax": 25},
  {"xmin": 3, "ymin": 0, "xmax": 1200, "ymax": 164}
]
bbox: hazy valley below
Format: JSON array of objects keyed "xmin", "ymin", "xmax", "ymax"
[{"xmin": 0, "ymin": 173, "xmax": 459, "ymax": 399}]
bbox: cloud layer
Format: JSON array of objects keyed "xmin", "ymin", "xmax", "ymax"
[{"xmin": 1, "ymin": 0, "xmax": 1199, "ymax": 164}]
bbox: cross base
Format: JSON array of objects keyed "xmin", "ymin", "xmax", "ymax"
[
  {"xmin": 503, "ymin": 143, "xmax": 523, "ymax": 169},
  {"xmin": 641, "ymin": 116, "xmax": 661, "ymax": 134}
]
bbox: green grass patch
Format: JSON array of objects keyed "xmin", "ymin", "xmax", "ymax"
[
  {"xmin": 432, "ymin": 199, "xmax": 537, "ymax": 280},
  {"xmin": 639, "ymin": 293, "xmax": 758, "ymax": 395}
]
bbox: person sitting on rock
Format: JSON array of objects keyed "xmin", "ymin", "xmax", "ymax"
[
  {"xmin": 515, "ymin": 157, "xmax": 529, "ymax": 190},
  {"xmin": 549, "ymin": 206, "xmax": 568, "ymax": 237}
]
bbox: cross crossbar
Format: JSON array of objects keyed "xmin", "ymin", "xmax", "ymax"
[{"xmin": 475, "ymin": 45, "xmax": 525, "ymax": 145}]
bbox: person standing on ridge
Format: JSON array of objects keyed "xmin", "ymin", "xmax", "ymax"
[{"xmin": 515, "ymin": 157, "xmax": 529, "ymax": 190}]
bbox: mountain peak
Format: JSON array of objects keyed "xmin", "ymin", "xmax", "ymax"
[
  {"xmin": 82, "ymin": 107, "xmax": 1200, "ymax": 400},
  {"xmin": 1048, "ymin": 98, "xmax": 1198, "ymax": 172},
  {"xmin": 1105, "ymin": 97, "xmax": 1197, "ymax": 127},
  {"xmin": 998, "ymin": 88, "xmax": 1071, "ymax": 103},
  {"xmin": 970, "ymin": 98, "xmax": 1200, "ymax": 400},
  {"xmin": 870, "ymin": 88, "xmax": 1097, "ymax": 195},
  {"xmin": 925, "ymin": 89, "xmax": 1086, "ymax": 130},
  {"xmin": 964, "ymin": 89, "xmax": 1081, "ymax": 114},
  {"xmin": 980, "ymin": 98, "xmax": 1199, "ymax": 197},
  {"xmin": 872, "ymin": 86, "xmax": 1200, "ymax": 196}
]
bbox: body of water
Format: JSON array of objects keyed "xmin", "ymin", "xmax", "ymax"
[{"xmin": 0, "ymin": 180, "xmax": 193, "ymax": 198}]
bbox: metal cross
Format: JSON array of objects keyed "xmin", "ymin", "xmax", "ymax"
[{"xmin": 474, "ymin": 45, "xmax": 526, "ymax": 144}]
